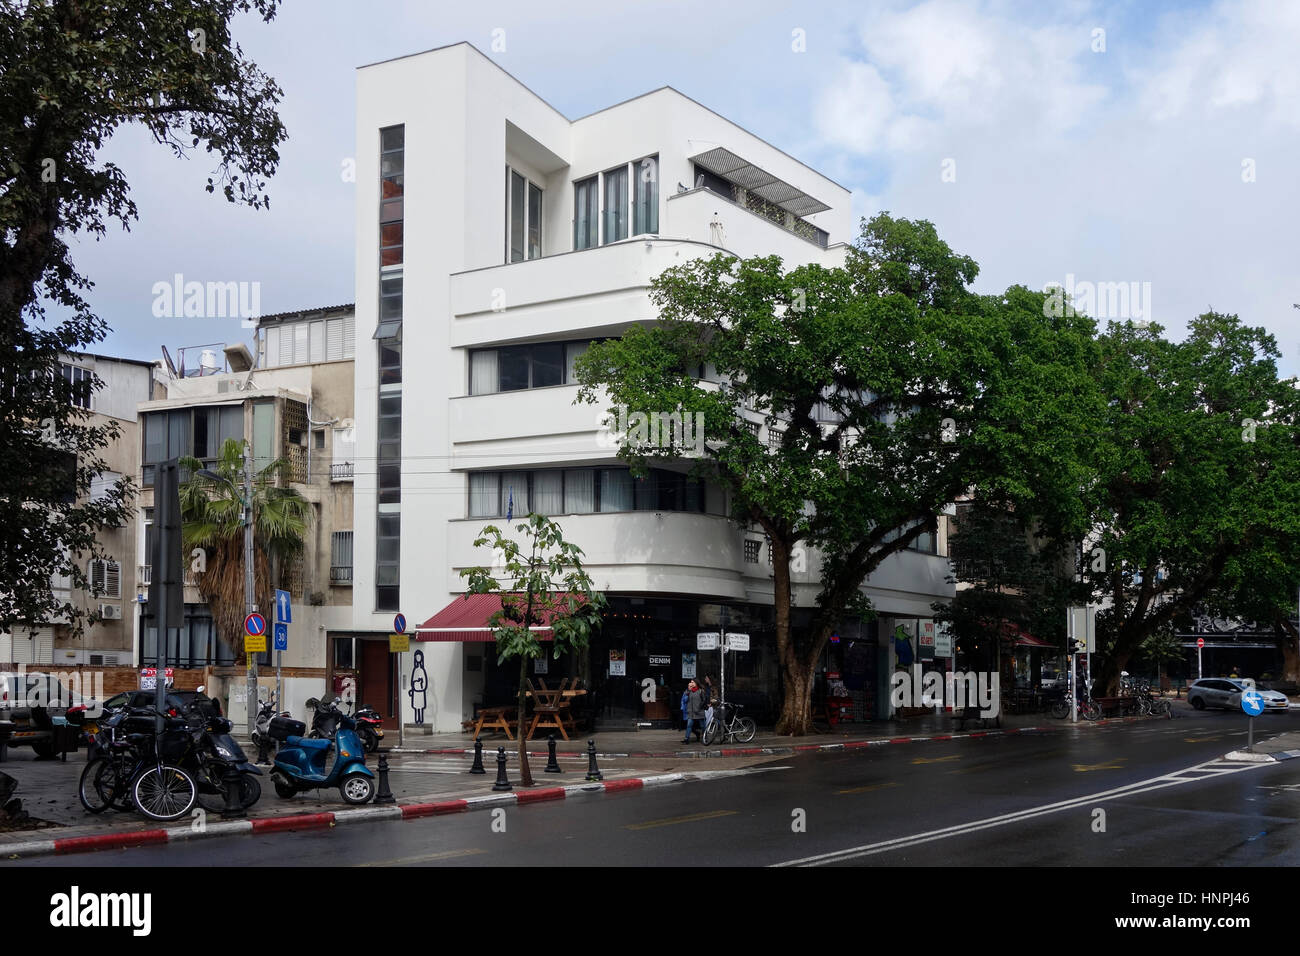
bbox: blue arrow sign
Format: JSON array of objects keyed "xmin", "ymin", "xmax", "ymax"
[
  {"xmin": 1241, "ymin": 689, "xmax": 1264, "ymax": 716},
  {"xmin": 275, "ymin": 589, "xmax": 292, "ymax": 623},
  {"xmin": 273, "ymin": 622, "xmax": 288, "ymax": 652},
  {"xmin": 394, "ymin": 613, "xmax": 407, "ymax": 635},
  {"xmin": 244, "ymin": 612, "xmax": 267, "ymax": 637}
]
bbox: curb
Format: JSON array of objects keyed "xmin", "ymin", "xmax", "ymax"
[{"xmin": 0, "ymin": 773, "xmax": 686, "ymax": 861}]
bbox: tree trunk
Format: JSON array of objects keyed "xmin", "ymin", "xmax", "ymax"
[
  {"xmin": 778, "ymin": 656, "xmax": 814, "ymax": 735},
  {"xmin": 517, "ymin": 653, "xmax": 532, "ymax": 787},
  {"xmin": 1274, "ymin": 617, "xmax": 1299, "ymax": 683}
]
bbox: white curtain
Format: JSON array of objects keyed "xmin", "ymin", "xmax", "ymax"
[
  {"xmin": 500, "ymin": 472, "xmax": 528, "ymax": 517},
  {"xmin": 600, "ymin": 469, "xmax": 633, "ymax": 512},
  {"xmin": 469, "ymin": 474, "xmax": 498, "ymax": 517},
  {"xmin": 471, "ymin": 350, "xmax": 499, "ymax": 395},
  {"xmin": 565, "ymin": 342, "xmax": 589, "ymax": 383},
  {"xmin": 533, "ymin": 471, "xmax": 563, "ymax": 515},
  {"xmin": 564, "ymin": 469, "xmax": 594, "ymax": 513}
]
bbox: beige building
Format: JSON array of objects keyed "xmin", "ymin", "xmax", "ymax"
[{"xmin": 134, "ymin": 305, "xmax": 355, "ymax": 724}]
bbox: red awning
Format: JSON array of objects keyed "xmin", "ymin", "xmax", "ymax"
[
  {"xmin": 415, "ymin": 593, "xmax": 587, "ymax": 642},
  {"xmin": 998, "ymin": 619, "xmax": 1055, "ymax": 647}
]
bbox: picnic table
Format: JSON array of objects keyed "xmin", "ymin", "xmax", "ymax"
[
  {"xmin": 524, "ymin": 679, "xmax": 587, "ymax": 740},
  {"xmin": 469, "ymin": 705, "xmax": 518, "ymax": 741}
]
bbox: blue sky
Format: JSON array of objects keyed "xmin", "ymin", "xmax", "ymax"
[{"xmin": 71, "ymin": 0, "xmax": 1300, "ymax": 376}]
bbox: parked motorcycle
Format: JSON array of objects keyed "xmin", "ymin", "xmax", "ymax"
[
  {"xmin": 305, "ymin": 697, "xmax": 383, "ymax": 753},
  {"xmin": 187, "ymin": 711, "xmax": 263, "ymax": 810},
  {"xmin": 352, "ymin": 705, "xmax": 384, "ymax": 754},
  {"xmin": 269, "ymin": 701, "xmax": 375, "ymax": 804},
  {"xmin": 252, "ymin": 695, "xmax": 289, "ymax": 764}
]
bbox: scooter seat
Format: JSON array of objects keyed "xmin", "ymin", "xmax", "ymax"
[{"xmin": 285, "ymin": 735, "xmax": 332, "ymax": 751}]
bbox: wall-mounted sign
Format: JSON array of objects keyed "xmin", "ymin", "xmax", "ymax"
[
  {"xmin": 648, "ymin": 655, "xmax": 671, "ymax": 667},
  {"xmin": 681, "ymin": 652, "xmax": 697, "ymax": 679},
  {"xmin": 726, "ymin": 633, "xmax": 750, "ymax": 652},
  {"xmin": 919, "ymin": 620, "xmax": 935, "ymax": 661},
  {"xmin": 609, "ymin": 649, "xmax": 626, "ymax": 677},
  {"xmin": 934, "ymin": 621, "xmax": 953, "ymax": 658},
  {"xmin": 534, "ymin": 656, "xmax": 548, "ymax": 675},
  {"xmin": 696, "ymin": 632, "xmax": 720, "ymax": 650}
]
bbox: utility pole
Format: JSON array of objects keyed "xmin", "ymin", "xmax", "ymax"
[{"xmin": 244, "ymin": 448, "xmax": 258, "ymax": 738}]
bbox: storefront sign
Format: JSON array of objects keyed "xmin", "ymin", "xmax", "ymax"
[
  {"xmin": 681, "ymin": 652, "xmax": 697, "ymax": 679},
  {"xmin": 919, "ymin": 620, "xmax": 935, "ymax": 661},
  {"xmin": 534, "ymin": 656, "xmax": 548, "ymax": 675},
  {"xmin": 609, "ymin": 649, "xmax": 626, "ymax": 676},
  {"xmin": 389, "ymin": 633, "xmax": 410, "ymax": 654},
  {"xmin": 934, "ymin": 622, "xmax": 953, "ymax": 658},
  {"xmin": 139, "ymin": 667, "xmax": 174, "ymax": 691},
  {"xmin": 648, "ymin": 655, "xmax": 671, "ymax": 667},
  {"xmin": 726, "ymin": 633, "xmax": 750, "ymax": 651},
  {"xmin": 696, "ymin": 632, "xmax": 719, "ymax": 650}
]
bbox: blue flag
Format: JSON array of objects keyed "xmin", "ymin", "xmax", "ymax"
[{"xmin": 506, "ymin": 487, "xmax": 514, "ymax": 521}]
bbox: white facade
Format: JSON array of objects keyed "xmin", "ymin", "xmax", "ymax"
[{"xmin": 352, "ymin": 42, "xmax": 953, "ymax": 730}]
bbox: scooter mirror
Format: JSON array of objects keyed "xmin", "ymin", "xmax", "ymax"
[{"xmin": 196, "ymin": 685, "xmax": 206, "ymax": 694}]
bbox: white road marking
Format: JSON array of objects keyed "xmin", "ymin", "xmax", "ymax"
[{"xmin": 772, "ymin": 758, "xmax": 1271, "ymax": 867}]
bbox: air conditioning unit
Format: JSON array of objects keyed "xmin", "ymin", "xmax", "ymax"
[
  {"xmin": 99, "ymin": 604, "xmax": 122, "ymax": 620},
  {"xmin": 89, "ymin": 653, "xmax": 121, "ymax": 666}
]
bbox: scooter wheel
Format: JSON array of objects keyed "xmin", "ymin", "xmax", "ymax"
[
  {"xmin": 340, "ymin": 772, "xmax": 375, "ymax": 805},
  {"xmin": 272, "ymin": 774, "xmax": 297, "ymax": 799}
]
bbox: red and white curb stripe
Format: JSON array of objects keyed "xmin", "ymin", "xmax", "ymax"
[{"xmin": 0, "ymin": 773, "xmax": 684, "ymax": 861}]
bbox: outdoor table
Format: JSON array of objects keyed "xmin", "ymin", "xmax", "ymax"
[{"xmin": 472, "ymin": 705, "xmax": 518, "ymax": 740}]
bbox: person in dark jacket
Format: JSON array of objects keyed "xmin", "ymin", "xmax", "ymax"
[{"xmin": 682, "ymin": 680, "xmax": 707, "ymax": 743}]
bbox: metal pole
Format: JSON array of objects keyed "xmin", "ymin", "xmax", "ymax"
[
  {"xmin": 719, "ymin": 605, "xmax": 727, "ymax": 708},
  {"xmin": 1248, "ymin": 715, "xmax": 1255, "ymax": 753},
  {"xmin": 1198, "ymin": 645, "xmax": 1203, "ymax": 680},
  {"xmin": 244, "ymin": 448, "xmax": 258, "ymax": 738},
  {"xmin": 1085, "ymin": 604, "xmax": 1092, "ymax": 706}
]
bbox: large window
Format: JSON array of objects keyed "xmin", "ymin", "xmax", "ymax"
[
  {"xmin": 573, "ymin": 155, "xmax": 659, "ymax": 251},
  {"xmin": 467, "ymin": 468, "xmax": 716, "ymax": 518},
  {"xmin": 262, "ymin": 315, "xmax": 355, "ymax": 367},
  {"xmin": 330, "ymin": 531, "xmax": 353, "ymax": 584},
  {"xmin": 141, "ymin": 406, "xmax": 243, "ymax": 485},
  {"xmin": 603, "ymin": 164, "xmax": 628, "ymax": 243},
  {"xmin": 376, "ymin": 124, "xmax": 405, "ymax": 612},
  {"xmin": 469, "ymin": 340, "xmax": 599, "ymax": 395},
  {"xmin": 505, "ymin": 167, "xmax": 544, "ymax": 263},
  {"xmin": 61, "ymin": 363, "xmax": 93, "ymax": 410},
  {"xmin": 633, "ymin": 155, "xmax": 659, "ymax": 235},
  {"xmin": 375, "ymin": 513, "xmax": 400, "ymax": 611},
  {"xmin": 380, "ymin": 126, "xmax": 404, "ymax": 267}
]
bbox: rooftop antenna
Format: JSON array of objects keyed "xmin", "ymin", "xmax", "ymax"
[{"xmin": 160, "ymin": 345, "xmax": 178, "ymax": 380}]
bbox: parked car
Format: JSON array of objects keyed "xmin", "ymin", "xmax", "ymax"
[{"xmin": 1187, "ymin": 678, "xmax": 1290, "ymax": 712}]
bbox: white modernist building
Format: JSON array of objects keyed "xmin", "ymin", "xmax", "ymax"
[{"xmin": 350, "ymin": 42, "xmax": 953, "ymax": 732}]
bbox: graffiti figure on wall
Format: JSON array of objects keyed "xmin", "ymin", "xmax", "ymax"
[{"xmin": 409, "ymin": 649, "xmax": 428, "ymax": 724}]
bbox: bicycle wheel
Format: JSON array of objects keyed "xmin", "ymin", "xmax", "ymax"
[
  {"xmin": 78, "ymin": 757, "xmax": 113, "ymax": 813},
  {"xmin": 1081, "ymin": 700, "xmax": 1102, "ymax": 721},
  {"xmin": 702, "ymin": 718, "xmax": 720, "ymax": 746},
  {"xmin": 132, "ymin": 764, "xmax": 197, "ymax": 821},
  {"xmin": 1152, "ymin": 699, "xmax": 1172, "ymax": 717},
  {"xmin": 1049, "ymin": 699, "xmax": 1069, "ymax": 720},
  {"xmin": 735, "ymin": 717, "xmax": 756, "ymax": 743}
]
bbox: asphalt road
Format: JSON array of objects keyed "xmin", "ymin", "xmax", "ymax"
[{"xmin": 15, "ymin": 708, "xmax": 1300, "ymax": 867}]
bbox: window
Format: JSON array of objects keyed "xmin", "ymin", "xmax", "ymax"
[
  {"xmin": 141, "ymin": 406, "xmax": 242, "ymax": 485},
  {"xmin": 330, "ymin": 531, "xmax": 353, "ymax": 584},
  {"xmin": 633, "ymin": 155, "xmax": 659, "ymax": 235},
  {"xmin": 744, "ymin": 540, "xmax": 760, "ymax": 564},
  {"xmin": 261, "ymin": 316, "xmax": 355, "ymax": 368},
  {"xmin": 599, "ymin": 469, "xmax": 633, "ymax": 512},
  {"xmin": 380, "ymin": 125, "xmax": 404, "ymax": 267},
  {"xmin": 500, "ymin": 472, "xmax": 528, "ymax": 517},
  {"xmin": 61, "ymin": 363, "xmax": 92, "ymax": 409},
  {"xmin": 88, "ymin": 559, "xmax": 121, "ymax": 599},
  {"xmin": 375, "ymin": 513, "xmax": 400, "ymax": 611},
  {"xmin": 603, "ymin": 164, "xmax": 628, "ymax": 243},
  {"xmin": 332, "ymin": 426, "xmax": 355, "ymax": 480},
  {"xmin": 468, "ymin": 339, "xmax": 601, "ymax": 394},
  {"xmin": 89, "ymin": 471, "xmax": 121, "ymax": 502},
  {"xmin": 505, "ymin": 167, "xmax": 544, "ymax": 263},
  {"xmin": 465, "ymin": 467, "xmax": 710, "ymax": 518},
  {"xmin": 469, "ymin": 473, "xmax": 498, "ymax": 518},
  {"xmin": 563, "ymin": 469, "xmax": 594, "ymax": 514},
  {"xmin": 532, "ymin": 470, "xmax": 563, "ymax": 515},
  {"xmin": 574, "ymin": 176, "xmax": 598, "ymax": 250},
  {"xmin": 379, "ymin": 338, "xmax": 402, "ymax": 386}
]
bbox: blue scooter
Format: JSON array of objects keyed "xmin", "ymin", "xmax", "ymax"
[{"xmin": 268, "ymin": 699, "xmax": 375, "ymax": 804}]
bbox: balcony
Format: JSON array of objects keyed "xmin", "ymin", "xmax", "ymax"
[
  {"xmin": 330, "ymin": 461, "xmax": 354, "ymax": 481},
  {"xmin": 137, "ymin": 566, "xmax": 201, "ymax": 588},
  {"xmin": 330, "ymin": 565, "xmax": 353, "ymax": 585}
]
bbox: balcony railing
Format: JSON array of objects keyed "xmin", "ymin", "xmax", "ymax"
[
  {"xmin": 137, "ymin": 566, "xmax": 201, "ymax": 587},
  {"xmin": 330, "ymin": 566, "xmax": 353, "ymax": 584},
  {"xmin": 331, "ymin": 461, "xmax": 354, "ymax": 481}
]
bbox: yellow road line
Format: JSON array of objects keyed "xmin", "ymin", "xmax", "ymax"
[
  {"xmin": 1184, "ymin": 735, "xmax": 1226, "ymax": 743},
  {"xmin": 625, "ymin": 810, "xmax": 737, "ymax": 830},
  {"xmin": 356, "ymin": 848, "xmax": 487, "ymax": 866},
  {"xmin": 911, "ymin": 755, "xmax": 961, "ymax": 765},
  {"xmin": 837, "ymin": 782, "xmax": 901, "ymax": 794},
  {"xmin": 1073, "ymin": 759, "xmax": 1126, "ymax": 772}
]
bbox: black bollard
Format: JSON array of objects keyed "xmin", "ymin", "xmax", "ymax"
[
  {"xmin": 544, "ymin": 734, "xmax": 562, "ymax": 773},
  {"xmin": 375, "ymin": 749, "xmax": 395, "ymax": 804},
  {"xmin": 469, "ymin": 737, "xmax": 486, "ymax": 774},
  {"xmin": 220, "ymin": 763, "xmax": 246, "ymax": 819},
  {"xmin": 585, "ymin": 738, "xmax": 603, "ymax": 782},
  {"xmin": 491, "ymin": 746, "xmax": 512, "ymax": 792}
]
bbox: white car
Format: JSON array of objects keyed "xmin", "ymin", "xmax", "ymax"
[{"xmin": 1187, "ymin": 678, "xmax": 1290, "ymax": 712}]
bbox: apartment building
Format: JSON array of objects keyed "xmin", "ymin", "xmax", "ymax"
[
  {"xmin": 134, "ymin": 307, "xmax": 356, "ymax": 725},
  {"xmin": 351, "ymin": 42, "xmax": 954, "ymax": 731},
  {"xmin": 0, "ymin": 353, "xmax": 155, "ymax": 669}
]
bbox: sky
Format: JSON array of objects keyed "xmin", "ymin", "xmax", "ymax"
[{"xmin": 66, "ymin": 0, "xmax": 1300, "ymax": 376}]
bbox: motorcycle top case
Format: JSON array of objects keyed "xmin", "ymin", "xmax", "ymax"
[{"xmin": 268, "ymin": 716, "xmax": 307, "ymax": 741}]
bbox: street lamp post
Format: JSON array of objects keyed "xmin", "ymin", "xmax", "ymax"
[{"xmin": 198, "ymin": 448, "xmax": 258, "ymax": 737}]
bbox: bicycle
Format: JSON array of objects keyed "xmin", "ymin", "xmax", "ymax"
[
  {"xmin": 1049, "ymin": 690, "xmax": 1101, "ymax": 721},
  {"xmin": 77, "ymin": 710, "xmax": 197, "ymax": 821},
  {"xmin": 701, "ymin": 701, "xmax": 756, "ymax": 745}
]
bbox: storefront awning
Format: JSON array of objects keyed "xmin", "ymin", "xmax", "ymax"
[
  {"xmin": 416, "ymin": 593, "xmax": 590, "ymax": 642},
  {"xmin": 1000, "ymin": 620, "xmax": 1055, "ymax": 647}
]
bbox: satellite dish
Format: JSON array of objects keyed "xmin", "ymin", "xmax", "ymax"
[{"xmin": 160, "ymin": 345, "xmax": 178, "ymax": 379}]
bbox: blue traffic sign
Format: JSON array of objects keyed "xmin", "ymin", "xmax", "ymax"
[
  {"xmin": 273, "ymin": 622, "xmax": 288, "ymax": 652},
  {"xmin": 244, "ymin": 612, "xmax": 267, "ymax": 637},
  {"xmin": 1241, "ymin": 689, "xmax": 1265, "ymax": 716},
  {"xmin": 275, "ymin": 589, "xmax": 292, "ymax": 623},
  {"xmin": 393, "ymin": 613, "xmax": 407, "ymax": 635}
]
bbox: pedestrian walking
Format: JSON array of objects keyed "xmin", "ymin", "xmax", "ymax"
[{"xmin": 682, "ymin": 680, "xmax": 708, "ymax": 743}]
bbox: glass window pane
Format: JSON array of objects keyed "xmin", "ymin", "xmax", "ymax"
[
  {"xmin": 531, "ymin": 343, "xmax": 563, "ymax": 388},
  {"xmin": 528, "ymin": 182, "xmax": 542, "ymax": 259},
  {"xmin": 498, "ymin": 346, "xmax": 530, "ymax": 391},
  {"xmin": 634, "ymin": 156, "xmax": 658, "ymax": 235},
  {"xmin": 469, "ymin": 474, "xmax": 498, "ymax": 517},
  {"xmin": 168, "ymin": 410, "xmax": 191, "ymax": 459},
  {"xmin": 533, "ymin": 470, "xmax": 562, "ymax": 515},
  {"xmin": 565, "ymin": 341, "xmax": 589, "ymax": 383},
  {"xmin": 192, "ymin": 407, "xmax": 211, "ymax": 460},
  {"xmin": 381, "ymin": 126, "xmax": 404, "ymax": 151},
  {"xmin": 564, "ymin": 469, "xmax": 594, "ymax": 513},
  {"xmin": 382, "ymin": 175, "xmax": 403, "ymax": 199},
  {"xmin": 377, "ymin": 537, "xmax": 400, "ymax": 563},
  {"xmin": 603, "ymin": 165, "xmax": 628, "ymax": 243},
  {"xmin": 144, "ymin": 413, "xmax": 165, "ymax": 465},
  {"xmin": 599, "ymin": 469, "xmax": 632, "ymax": 512},
  {"xmin": 378, "ymin": 514, "xmax": 401, "ymax": 540},
  {"xmin": 381, "ymin": 245, "xmax": 403, "ymax": 267},
  {"xmin": 252, "ymin": 401, "xmax": 274, "ymax": 473},
  {"xmin": 510, "ymin": 171, "xmax": 526, "ymax": 263},
  {"xmin": 470, "ymin": 350, "xmax": 499, "ymax": 395},
  {"xmin": 381, "ymin": 199, "xmax": 403, "ymax": 223},
  {"xmin": 381, "ymin": 222, "xmax": 403, "ymax": 248},
  {"xmin": 500, "ymin": 472, "xmax": 528, "ymax": 516},
  {"xmin": 634, "ymin": 473, "xmax": 656, "ymax": 511},
  {"xmin": 376, "ymin": 585, "xmax": 400, "ymax": 611},
  {"xmin": 574, "ymin": 177, "xmax": 598, "ymax": 250}
]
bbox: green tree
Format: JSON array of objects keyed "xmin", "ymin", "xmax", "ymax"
[
  {"xmin": 178, "ymin": 438, "xmax": 311, "ymax": 660},
  {"xmin": 576, "ymin": 213, "xmax": 1100, "ymax": 734},
  {"xmin": 0, "ymin": 0, "xmax": 284, "ymax": 633},
  {"xmin": 462, "ymin": 513, "xmax": 607, "ymax": 787},
  {"xmin": 1082, "ymin": 314, "xmax": 1300, "ymax": 693}
]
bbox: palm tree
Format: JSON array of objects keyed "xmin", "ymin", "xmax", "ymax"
[{"xmin": 179, "ymin": 438, "xmax": 313, "ymax": 662}]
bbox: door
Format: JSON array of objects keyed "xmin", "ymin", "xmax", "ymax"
[{"xmin": 360, "ymin": 640, "xmax": 397, "ymax": 729}]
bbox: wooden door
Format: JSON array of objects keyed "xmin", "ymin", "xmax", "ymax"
[{"xmin": 360, "ymin": 640, "xmax": 396, "ymax": 728}]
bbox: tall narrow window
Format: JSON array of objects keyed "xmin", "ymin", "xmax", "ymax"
[
  {"xmin": 505, "ymin": 167, "xmax": 544, "ymax": 263},
  {"xmin": 574, "ymin": 176, "xmax": 598, "ymax": 250},
  {"xmin": 380, "ymin": 126, "xmax": 404, "ymax": 267},
  {"xmin": 509, "ymin": 170, "xmax": 526, "ymax": 262},
  {"xmin": 633, "ymin": 155, "xmax": 659, "ymax": 235},
  {"xmin": 603, "ymin": 165, "xmax": 628, "ymax": 243},
  {"xmin": 527, "ymin": 182, "xmax": 542, "ymax": 259}
]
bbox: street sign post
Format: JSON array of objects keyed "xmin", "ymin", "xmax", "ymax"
[
  {"xmin": 1241, "ymin": 688, "xmax": 1264, "ymax": 752},
  {"xmin": 273, "ymin": 621, "xmax": 288, "ymax": 707},
  {"xmin": 244, "ymin": 612, "xmax": 268, "ymax": 654},
  {"xmin": 275, "ymin": 589, "xmax": 292, "ymax": 623},
  {"xmin": 1197, "ymin": 637, "xmax": 1205, "ymax": 679},
  {"xmin": 393, "ymin": 613, "xmax": 407, "ymax": 635},
  {"xmin": 725, "ymin": 633, "xmax": 750, "ymax": 652}
]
